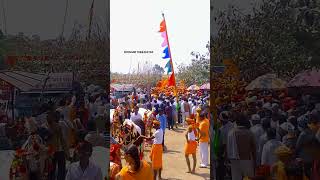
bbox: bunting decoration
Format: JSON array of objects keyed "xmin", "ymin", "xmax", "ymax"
[{"xmin": 159, "ymin": 13, "xmax": 176, "ymax": 88}]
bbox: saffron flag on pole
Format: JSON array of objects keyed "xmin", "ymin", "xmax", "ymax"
[
  {"xmin": 167, "ymin": 73, "xmax": 176, "ymax": 87},
  {"xmin": 159, "ymin": 20, "xmax": 166, "ymax": 32},
  {"xmin": 159, "ymin": 13, "xmax": 176, "ymax": 88}
]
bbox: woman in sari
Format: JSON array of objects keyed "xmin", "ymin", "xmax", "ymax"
[{"xmin": 116, "ymin": 145, "xmax": 153, "ymax": 180}]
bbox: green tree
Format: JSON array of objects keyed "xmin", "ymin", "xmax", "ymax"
[
  {"xmin": 152, "ymin": 64, "xmax": 165, "ymax": 75},
  {"xmin": 211, "ymin": 0, "xmax": 320, "ymax": 81},
  {"xmin": 176, "ymin": 43, "xmax": 210, "ymax": 86}
]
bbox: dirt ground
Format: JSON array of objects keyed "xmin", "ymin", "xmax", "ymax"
[{"xmin": 143, "ymin": 127, "xmax": 210, "ymax": 180}]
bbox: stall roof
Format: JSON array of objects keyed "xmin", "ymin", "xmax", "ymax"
[
  {"xmin": 0, "ymin": 71, "xmax": 47, "ymax": 91},
  {"xmin": 111, "ymin": 84, "xmax": 134, "ymax": 91}
]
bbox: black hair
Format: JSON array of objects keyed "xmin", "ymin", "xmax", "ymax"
[
  {"xmin": 59, "ymin": 99, "xmax": 66, "ymax": 106},
  {"xmin": 221, "ymin": 112, "xmax": 228, "ymax": 120},
  {"xmin": 265, "ymin": 109, "xmax": 273, "ymax": 118},
  {"xmin": 266, "ymin": 128, "xmax": 276, "ymax": 140},
  {"xmin": 87, "ymin": 120, "xmax": 97, "ymax": 131},
  {"xmin": 309, "ymin": 110, "xmax": 320, "ymax": 124},
  {"xmin": 235, "ymin": 113, "xmax": 248, "ymax": 127},
  {"xmin": 262, "ymin": 118, "xmax": 271, "ymax": 130},
  {"xmin": 78, "ymin": 140, "xmax": 93, "ymax": 154},
  {"xmin": 278, "ymin": 114, "xmax": 287, "ymax": 125},
  {"xmin": 47, "ymin": 110, "xmax": 61, "ymax": 123},
  {"xmin": 125, "ymin": 145, "xmax": 141, "ymax": 171},
  {"xmin": 288, "ymin": 116, "xmax": 298, "ymax": 129}
]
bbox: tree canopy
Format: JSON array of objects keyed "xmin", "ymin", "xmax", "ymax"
[
  {"xmin": 211, "ymin": 0, "xmax": 320, "ymax": 81},
  {"xmin": 176, "ymin": 42, "xmax": 210, "ymax": 86}
]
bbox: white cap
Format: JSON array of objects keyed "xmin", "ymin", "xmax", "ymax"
[
  {"xmin": 280, "ymin": 122, "xmax": 295, "ymax": 133},
  {"xmin": 251, "ymin": 114, "xmax": 261, "ymax": 121}
]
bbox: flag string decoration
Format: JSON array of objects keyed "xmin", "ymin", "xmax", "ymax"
[{"xmin": 159, "ymin": 13, "xmax": 176, "ymax": 91}]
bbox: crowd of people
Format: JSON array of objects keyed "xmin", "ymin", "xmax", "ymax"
[
  {"xmin": 0, "ymin": 90, "xmax": 109, "ymax": 180},
  {"xmin": 213, "ymin": 90, "xmax": 320, "ymax": 180},
  {"xmin": 109, "ymin": 90, "xmax": 210, "ymax": 180}
]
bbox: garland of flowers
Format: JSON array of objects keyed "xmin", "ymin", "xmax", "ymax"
[
  {"xmin": 9, "ymin": 144, "xmax": 56, "ymax": 180},
  {"xmin": 9, "ymin": 149, "xmax": 27, "ymax": 180}
]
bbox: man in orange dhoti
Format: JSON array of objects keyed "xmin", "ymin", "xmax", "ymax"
[
  {"xmin": 141, "ymin": 121, "xmax": 163, "ymax": 180},
  {"xmin": 184, "ymin": 125, "xmax": 198, "ymax": 173}
]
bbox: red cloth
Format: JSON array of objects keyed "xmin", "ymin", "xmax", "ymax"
[
  {"xmin": 110, "ymin": 144, "xmax": 122, "ymax": 168},
  {"xmin": 167, "ymin": 73, "xmax": 176, "ymax": 87}
]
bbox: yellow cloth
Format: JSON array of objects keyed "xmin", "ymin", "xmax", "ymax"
[
  {"xmin": 118, "ymin": 160, "xmax": 153, "ymax": 180},
  {"xmin": 184, "ymin": 140, "xmax": 197, "ymax": 155},
  {"xmin": 274, "ymin": 161, "xmax": 288, "ymax": 180},
  {"xmin": 199, "ymin": 118, "xmax": 209, "ymax": 143},
  {"xmin": 273, "ymin": 161, "xmax": 309, "ymax": 180},
  {"xmin": 149, "ymin": 144, "xmax": 163, "ymax": 170}
]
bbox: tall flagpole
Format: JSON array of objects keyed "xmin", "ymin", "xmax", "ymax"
[
  {"xmin": 162, "ymin": 13, "xmax": 178, "ymax": 98},
  {"xmin": 61, "ymin": 0, "xmax": 69, "ymax": 38},
  {"xmin": 88, "ymin": 0, "xmax": 95, "ymax": 40}
]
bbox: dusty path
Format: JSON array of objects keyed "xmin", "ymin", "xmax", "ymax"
[{"xmin": 144, "ymin": 127, "xmax": 210, "ymax": 180}]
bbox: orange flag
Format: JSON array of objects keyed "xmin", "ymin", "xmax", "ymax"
[
  {"xmin": 159, "ymin": 20, "xmax": 166, "ymax": 32},
  {"xmin": 161, "ymin": 78, "xmax": 168, "ymax": 88},
  {"xmin": 167, "ymin": 73, "xmax": 176, "ymax": 87}
]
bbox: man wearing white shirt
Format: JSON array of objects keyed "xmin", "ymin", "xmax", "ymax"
[
  {"xmin": 180, "ymin": 99, "xmax": 186, "ymax": 127},
  {"xmin": 157, "ymin": 98, "xmax": 163, "ymax": 106},
  {"xmin": 249, "ymin": 114, "xmax": 264, "ymax": 164},
  {"xmin": 191, "ymin": 102, "xmax": 197, "ymax": 116},
  {"xmin": 130, "ymin": 106, "xmax": 143, "ymax": 124},
  {"xmin": 261, "ymin": 128, "xmax": 282, "ymax": 166},
  {"xmin": 65, "ymin": 141, "xmax": 102, "ymax": 180},
  {"xmin": 188, "ymin": 98, "xmax": 193, "ymax": 111}
]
